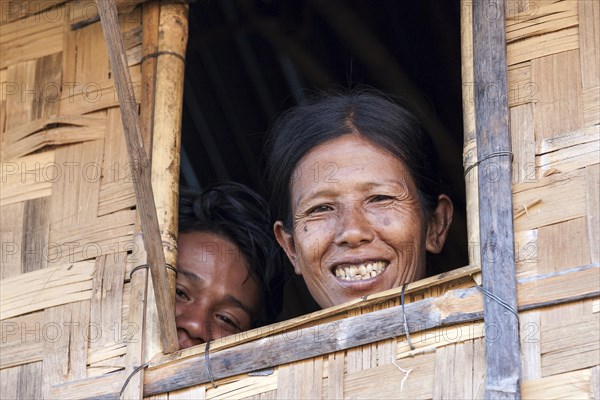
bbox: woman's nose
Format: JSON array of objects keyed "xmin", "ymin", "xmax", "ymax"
[{"xmin": 334, "ymin": 206, "xmax": 374, "ymax": 247}]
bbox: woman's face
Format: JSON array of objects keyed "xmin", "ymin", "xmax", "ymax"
[
  {"xmin": 175, "ymin": 231, "xmax": 261, "ymax": 349},
  {"xmin": 275, "ymin": 134, "xmax": 451, "ymax": 308}
]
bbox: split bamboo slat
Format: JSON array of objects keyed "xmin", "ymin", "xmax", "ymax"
[{"xmin": 1, "ymin": 0, "xmax": 599, "ymax": 399}]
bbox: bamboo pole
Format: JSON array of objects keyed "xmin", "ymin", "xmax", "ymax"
[
  {"xmin": 138, "ymin": 0, "xmax": 166, "ymax": 366},
  {"xmin": 461, "ymin": 0, "xmax": 480, "ymax": 267},
  {"xmin": 150, "ymin": 0, "xmax": 188, "ymax": 306},
  {"xmin": 472, "ymin": 0, "xmax": 521, "ymax": 397},
  {"xmin": 95, "ymin": 0, "xmax": 178, "ymax": 353}
]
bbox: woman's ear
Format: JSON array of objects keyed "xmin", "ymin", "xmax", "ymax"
[
  {"xmin": 426, "ymin": 194, "xmax": 453, "ymax": 254},
  {"xmin": 274, "ymin": 221, "xmax": 302, "ymax": 275}
]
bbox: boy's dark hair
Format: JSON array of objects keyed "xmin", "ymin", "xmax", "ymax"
[{"xmin": 179, "ymin": 182, "xmax": 283, "ymax": 326}]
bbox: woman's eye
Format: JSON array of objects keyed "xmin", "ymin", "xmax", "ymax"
[
  {"xmin": 175, "ymin": 288, "xmax": 190, "ymax": 301},
  {"xmin": 307, "ymin": 204, "xmax": 333, "ymax": 214},
  {"xmin": 370, "ymin": 195, "xmax": 393, "ymax": 203}
]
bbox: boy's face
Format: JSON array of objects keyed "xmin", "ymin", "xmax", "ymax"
[{"xmin": 175, "ymin": 231, "xmax": 261, "ymax": 349}]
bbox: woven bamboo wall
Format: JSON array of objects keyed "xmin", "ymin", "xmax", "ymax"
[
  {"xmin": 506, "ymin": 0, "xmax": 599, "ymax": 391},
  {"xmin": 0, "ymin": 1, "xmax": 151, "ymax": 398},
  {"xmin": 1, "ymin": 0, "xmax": 598, "ymax": 399}
]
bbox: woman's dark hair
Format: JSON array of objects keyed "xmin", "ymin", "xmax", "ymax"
[
  {"xmin": 265, "ymin": 89, "xmax": 443, "ymax": 230},
  {"xmin": 179, "ymin": 182, "xmax": 283, "ymax": 326}
]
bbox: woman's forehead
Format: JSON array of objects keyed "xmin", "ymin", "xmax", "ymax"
[{"xmin": 290, "ymin": 135, "xmax": 415, "ymax": 202}]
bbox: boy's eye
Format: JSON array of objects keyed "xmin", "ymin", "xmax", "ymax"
[
  {"xmin": 175, "ymin": 288, "xmax": 190, "ymax": 301},
  {"xmin": 216, "ymin": 314, "xmax": 241, "ymax": 331}
]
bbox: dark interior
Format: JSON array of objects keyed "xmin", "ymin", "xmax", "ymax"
[{"xmin": 180, "ymin": 0, "xmax": 467, "ymax": 318}]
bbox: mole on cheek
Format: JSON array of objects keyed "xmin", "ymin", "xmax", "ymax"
[
  {"xmin": 383, "ymin": 217, "xmax": 391, "ymax": 226},
  {"xmin": 304, "ymin": 226, "xmax": 308, "ymax": 232}
]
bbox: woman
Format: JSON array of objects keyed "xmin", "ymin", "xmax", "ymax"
[
  {"xmin": 176, "ymin": 183, "xmax": 283, "ymax": 349},
  {"xmin": 265, "ymin": 91, "xmax": 453, "ymax": 309}
]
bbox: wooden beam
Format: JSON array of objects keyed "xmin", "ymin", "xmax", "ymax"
[
  {"xmin": 95, "ymin": 0, "xmax": 178, "ymax": 353},
  {"xmin": 47, "ymin": 263, "xmax": 598, "ymax": 399},
  {"xmin": 472, "ymin": 0, "xmax": 521, "ymax": 398},
  {"xmin": 141, "ymin": 264, "xmax": 597, "ymax": 396}
]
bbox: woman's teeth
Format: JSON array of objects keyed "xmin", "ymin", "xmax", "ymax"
[{"xmin": 334, "ymin": 261, "xmax": 387, "ymax": 281}]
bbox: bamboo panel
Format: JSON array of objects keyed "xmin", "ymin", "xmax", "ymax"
[
  {"xmin": 47, "ymin": 139, "xmax": 104, "ymax": 229},
  {"xmin": 582, "ymin": 87, "xmax": 600, "ymax": 127},
  {"xmin": 48, "ymin": 370, "xmax": 127, "ymax": 399},
  {"xmin": 506, "ymin": 0, "xmax": 578, "ymax": 43},
  {"xmin": 0, "ymin": 9, "xmax": 64, "ymax": 69},
  {"xmin": 396, "ymin": 321, "xmax": 485, "ymax": 359},
  {"xmin": 121, "ymin": 232, "xmax": 147, "ymax": 398},
  {"xmin": 0, "ymin": 202, "xmax": 24, "ymax": 279},
  {"xmin": 203, "ymin": 373, "xmax": 277, "ymax": 400},
  {"xmin": 68, "ymin": 0, "xmax": 145, "ymax": 28},
  {"xmin": 0, "ymin": 259, "xmax": 95, "ymax": 320},
  {"xmin": 594, "ymin": 366, "xmax": 600, "ymax": 399},
  {"xmin": 537, "ymin": 217, "xmax": 591, "ymax": 274},
  {"xmin": 512, "ymin": 169, "xmax": 586, "ymax": 232},
  {"xmin": 3, "ymin": 115, "xmax": 106, "ymax": 160},
  {"xmin": 87, "ymin": 342, "xmax": 128, "ymax": 366},
  {"xmin": 0, "ymin": 1, "xmax": 70, "ymax": 24},
  {"xmin": 578, "ymin": 0, "xmax": 600, "ymax": 90},
  {"xmin": 532, "ymin": 49, "xmax": 583, "ymax": 140},
  {"xmin": 0, "ymin": 365, "xmax": 19, "ymax": 399},
  {"xmin": 90, "ymin": 253, "xmax": 126, "ymax": 348},
  {"xmin": 510, "ymin": 103, "xmax": 536, "ymax": 182},
  {"xmin": 507, "ymin": 62, "xmax": 538, "ymax": 107},
  {"xmin": 586, "ymin": 165, "xmax": 600, "ymax": 264},
  {"xmin": 0, "ymin": 150, "xmax": 55, "ymax": 207},
  {"xmin": 325, "ymin": 351, "xmax": 345, "ymax": 399},
  {"xmin": 3, "ymin": 53, "xmax": 61, "ymax": 133},
  {"xmin": 522, "ymin": 368, "xmax": 595, "ymax": 399},
  {"xmin": 519, "ymin": 310, "xmax": 542, "ymax": 381},
  {"xmin": 48, "ymin": 211, "xmax": 136, "ymax": 264},
  {"xmin": 276, "ymin": 357, "xmax": 322, "ymax": 399},
  {"xmin": 0, "ymin": 362, "xmax": 43, "ymax": 399},
  {"xmin": 7, "ymin": 123, "xmax": 106, "ymax": 160},
  {"xmin": 57, "ymin": 65, "xmax": 141, "ymax": 116},
  {"xmin": 344, "ymin": 352, "xmax": 435, "ymax": 399},
  {"xmin": 41, "ymin": 301, "xmax": 90, "ymax": 398},
  {"xmin": 0, "ymin": 67, "xmax": 6, "ymax": 103},
  {"xmin": 517, "ymin": 264, "xmax": 598, "ymax": 308},
  {"xmin": 540, "ymin": 300, "xmax": 600, "ymax": 377},
  {"xmin": 507, "ymin": 26, "xmax": 579, "ymax": 66},
  {"xmin": 0, "ymin": 311, "xmax": 44, "ymax": 369},
  {"xmin": 21, "ymin": 197, "xmax": 51, "ymax": 273},
  {"xmin": 98, "ymin": 108, "xmax": 136, "ymax": 216},
  {"xmin": 537, "ymin": 126, "xmax": 599, "ymax": 173},
  {"xmin": 433, "ymin": 338, "xmax": 485, "ymax": 399},
  {"xmin": 514, "ymin": 229, "xmax": 539, "ymax": 279},
  {"xmin": 169, "ymin": 385, "xmax": 206, "ymax": 400}
]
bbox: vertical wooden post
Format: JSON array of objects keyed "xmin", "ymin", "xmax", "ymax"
[
  {"xmin": 151, "ymin": 0, "xmax": 188, "ymax": 300},
  {"xmin": 461, "ymin": 0, "xmax": 480, "ymax": 267},
  {"xmin": 472, "ymin": 0, "xmax": 521, "ymax": 398},
  {"xmin": 95, "ymin": 0, "xmax": 179, "ymax": 353}
]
